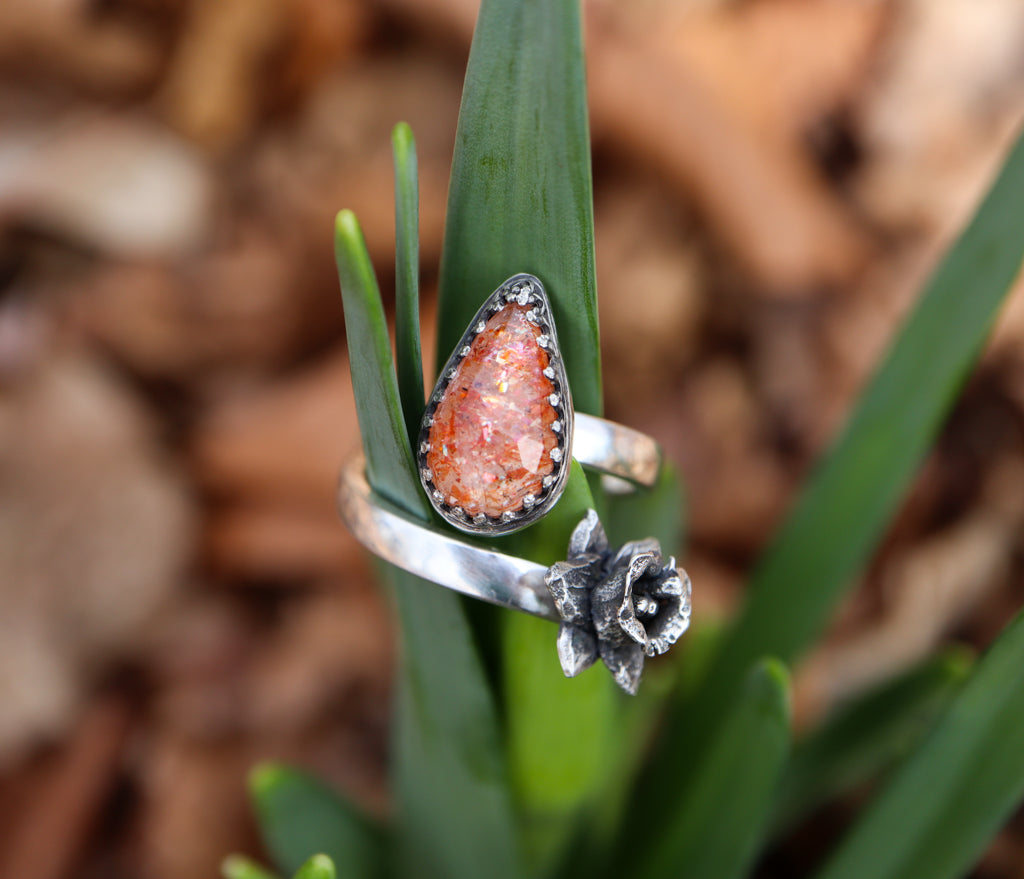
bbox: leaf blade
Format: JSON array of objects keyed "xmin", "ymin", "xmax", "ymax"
[
  {"xmin": 650, "ymin": 126, "xmax": 1024, "ymax": 799},
  {"xmin": 636, "ymin": 659, "xmax": 792, "ymax": 879},
  {"xmin": 392, "ymin": 122, "xmax": 425, "ymax": 446},
  {"xmin": 501, "ymin": 463, "xmax": 617, "ymax": 870},
  {"xmin": 815, "ymin": 610, "xmax": 1024, "ymax": 879},
  {"xmin": 248, "ymin": 764, "xmax": 383, "ymax": 879},
  {"xmin": 335, "ymin": 210, "xmax": 428, "ymax": 518},
  {"xmin": 391, "ymin": 569, "xmax": 525, "ymax": 879},
  {"xmin": 293, "ymin": 855, "xmax": 336, "ymax": 879},
  {"xmin": 605, "ymin": 461, "xmax": 685, "ymax": 559},
  {"xmin": 438, "ymin": 0, "xmax": 601, "ymax": 416},
  {"xmin": 773, "ymin": 647, "xmax": 972, "ymax": 832}
]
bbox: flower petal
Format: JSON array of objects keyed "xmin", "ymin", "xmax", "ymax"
[
  {"xmin": 591, "ymin": 566, "xmax": 628, "ymax": 641},
  {"xmin": 568, "ymin": 508, "xmax": 609, "ymax": 558},
  {"xmin": 598, "ymin": 638, "xmax": 645, "ymax": 695},
  {"xmin": 546, "ymin": 556, "xmax": 601, "ymax": 625},
  {"xmin": 653, "ymin": 573, "xmax": 684, "ymax": 597},
  {"xmin": 623, "ymin": 550, "xmax": 658, "ymax": 590},
  {"xmin": 644, "ymin": 602, "xmax": 689, "ymax": 656},
  {"xmin": 644, "ymin": 571, "xmax": 693, "ymax": 657},
  {"xmin": 618, "ymin": 607, "xmax": 647, "ymax": 645},
  {"xmin": 610, "ymin": 538, "xmax": 660, "ymax": 569},
  {"xmin": 557, "ymin": 624, "xmax": 599, "ymax": 677}
]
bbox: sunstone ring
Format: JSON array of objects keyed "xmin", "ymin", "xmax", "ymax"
[
  {"xmin": 339, "ymin": 272, "xmax": 692, "ymax": 692},
  {"xmin": 418, "ymin": 273, "xmax": 658, "ymax": 535}
]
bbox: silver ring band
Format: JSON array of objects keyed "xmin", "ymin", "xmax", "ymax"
[
  {"xmin": 573, "ymin": 412, "xmax": 661, "ymax": 488},
  {"xmin": 339, "ymin": 455, "xmax": 556, "ymax": 618}
]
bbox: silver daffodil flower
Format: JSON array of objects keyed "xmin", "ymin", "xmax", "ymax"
[{"xmin": 545, "ymin": 510, "xmax": 692, "ymax": 694}]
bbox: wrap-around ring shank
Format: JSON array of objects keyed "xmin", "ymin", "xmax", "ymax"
[
  {"xmin": 573, "ymin": 413, "xmax": 660, "ymax": 488},
  {"xmin": 337, "ymin": 414, "xmax": 662, "ymax": 618},
  {"xmin": 339, "ymin": 456, "xmax": 556, "ymax": 618}
]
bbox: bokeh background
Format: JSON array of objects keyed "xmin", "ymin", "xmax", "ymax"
[{"xmin": 1, "ymin": 0, "xmax": 1024, "ymax": 877}]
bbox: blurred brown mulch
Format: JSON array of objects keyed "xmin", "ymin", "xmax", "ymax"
[{"xmin": 1, "ymin": 1, "xmax": 1023, "ymax": 878}]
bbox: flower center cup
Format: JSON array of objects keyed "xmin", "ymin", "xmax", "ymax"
[{"xmin": 634, "ymin": 595, "xmax": 659, "ymax": 618}]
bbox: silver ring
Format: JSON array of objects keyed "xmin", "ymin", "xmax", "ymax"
[
  {"xmin": 417, "ymin": 273, "xmax": 659, "ymax": 536},
  {"xmin": 338, "ymin": 457, "xmax": 692, "ymax": 694}
]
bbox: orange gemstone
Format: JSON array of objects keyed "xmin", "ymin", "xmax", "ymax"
[{"xmin": 426, "ymin": 303, "xmax": 558, "ymax": 518}]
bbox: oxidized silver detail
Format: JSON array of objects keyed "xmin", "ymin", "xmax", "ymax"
[{"xmin": 545, "ymin": 510, "xmax": 692, "ymax": 694}]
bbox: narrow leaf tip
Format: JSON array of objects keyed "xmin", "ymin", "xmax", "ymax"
[
  {"xmin": 750, "ymin": 657, "xmax": 793, "ymax": 720},
  {"xmin": 294, "ymin": 854, "xmax": 336, "ymax": 879},
  {"xmin": 248, "ymin": 762, "xmax": 285, "ymax": 799},
  {"xmin": 392, "ymin": 121, "xmax": 414, "ymax": 149},
  {"xmin": 334, "ymin": 209, "xmax": 361, "ymax": 243}
]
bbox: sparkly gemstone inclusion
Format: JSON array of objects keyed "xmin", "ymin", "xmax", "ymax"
[{"xmin": 426, "ymin": 303, "xmax": 558, "ymax": 518}]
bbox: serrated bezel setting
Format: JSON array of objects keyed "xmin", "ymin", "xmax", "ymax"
[{"xmin": 417, "ymin": 273, "xmax": 574, "ymax": 535}]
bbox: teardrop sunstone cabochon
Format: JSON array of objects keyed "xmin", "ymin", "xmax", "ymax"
[{"xmin": 418, "ymin": 274, "xmax": 573, "ymax": 535}]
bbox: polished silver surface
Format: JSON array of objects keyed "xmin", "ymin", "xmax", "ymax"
[
  {"xmin": 338, "ymin": 455, "xmax": 557, "ymax": 620},
  {"xmin": 573, "ymin": 412, "xmax": 661, "ymax": 489}
]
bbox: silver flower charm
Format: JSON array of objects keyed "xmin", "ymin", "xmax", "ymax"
[{"xmin": 545, "ymin": 510, "xmax": 692, "ymax": 694}]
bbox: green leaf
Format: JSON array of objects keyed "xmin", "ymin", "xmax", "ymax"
[
  {"xmin": 501, "ymin": 463, "xmax": 617, "ymax": 869},
  {"xmin": 392, "ymin": 122, "xmax": 425, "ymax": 446},
  {"xmin": 672, "ymin": 615, "xmax": 727, "ymax": 702},
  {"xmin": 648, "ymin": 125, "xmax": 1024, "ymax": 802},
  {"xmin": 815, "ymin": 609, "xmax": 1024, "ymax": 879},
  {"xmin": 335, "ymin": 210, "xmax": 428, "ymax": 519},
  {"xmin": 248, "ymin": 764, "xmax": 383, "ymax": 879},
  {"xmin": 568, "ymin": 652, "xmax": 683, "ymax": 879},
  {"xmin": 437, "ymin": 0, "xmax": 601, "ymax": 417},
  {"xmin": 338, "ymin": 192, "xmax": 520, "ymax": 879},
  {"xmin": 391, "ymin": 570, "xmax": 525, "ymax": 879},
  {"xmin": 635, "ymin": 659, "xmax": 792, "ymax": 879},
  {"xmin": 293, "ymin": 855, "xmax": 336, "ymax": 879},
  {"xmin": 605, "ymin": 461, "xmax": 685, "ymax": 559},
  {"xmin": 774, "ymin": 646, "xmax": 973, "ymax": 832},
  {"xmin": 222, "ymin": 855, "xmax": 279, "ymax": 879},
  {"xmin": 503, "ymin": 612, "xmax": 617, "ymax": 870}
]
